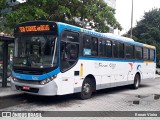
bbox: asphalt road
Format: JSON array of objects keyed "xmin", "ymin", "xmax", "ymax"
[{"xmin": 1, "ymin": 78, "xmax": 160, "ymax": 119}]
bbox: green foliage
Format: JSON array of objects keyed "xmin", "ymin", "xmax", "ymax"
[
  {"xmin": 0, "ymin": 0, "xmax": 9, "ymax": 14},
  {"xmin": 0, "ymin": 0, "xmax": 11, "ymax": 33},
  {"xmin": 0, "ymin": 0, "xmax": 121, "ymax": 34},
  {"xmin": 125, "ymin": 8, "xmax": 160, "ymax": 66}
]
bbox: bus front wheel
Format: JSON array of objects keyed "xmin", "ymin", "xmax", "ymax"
[{"xmin": 78, "ymin": 78, "xmax": 93, "ymax": 100}]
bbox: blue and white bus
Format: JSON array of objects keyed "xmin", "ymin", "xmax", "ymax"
[{"xmin": 11, "ymin": 21, "xmax": 156, "ymax": 99}]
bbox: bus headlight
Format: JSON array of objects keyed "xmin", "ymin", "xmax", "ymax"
[
  {"xmin": 40, "ymin": 80, "xmax": 47, "ymax": 85},
  {"xmin": 39, "ymin": 75, "xmax": 57, "ymax": 85},
  {"xmin": 12, "ymin": 77, "xmax": 18, "ymax": 82}
]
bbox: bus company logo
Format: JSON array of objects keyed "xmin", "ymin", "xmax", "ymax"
[
  {"xmin": 95, "ymin": 63, "xmax": 108, "ymax": 68},
  {"xmin": 109, "ymin": 63, "xmax": 116, "ymax": 69},
  {"xmin": 32, "ymin": 76, "xmax": 39, "ymax": 80}
]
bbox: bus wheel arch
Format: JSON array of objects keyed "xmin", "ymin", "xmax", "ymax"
[
  {"xmin": 85, "ymin": 74, "xmax": 96, "ymax": 92},
  {"xmin": 78, "ymin": 74, "xmax": 96, "ymax": 100}
]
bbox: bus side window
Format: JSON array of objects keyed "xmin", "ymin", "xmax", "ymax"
[
  {"xmin": 113, "ymin": 41, "xmax": 119, "ymax": 58},
  {"xmin": 125, "ymin": 44, "xmax": 134, "ymax": 59},
  {"xmin": 150, "ymin": 49, "xmax": 155, "ymax": 61},
  {"xmin": 119, "ymin": 43, "xmax": 124, "ymax": 58},
  {"xmin": 83, "ymin": 35, "xmax": 91, "ymax": 56},
  {"xmin": 98, "ymin": 40, "xmax": 103, "ymax": 57},
  {"xmin": 143, "ymin": 48, "xmax": 149, "ymax": 60},
  {"xmin": 106, "ymin": 40, "xmax": 112, "ymax": 57},
  {"xmin": 91, "ymin": 37, "xmax": 98, "ymax": 56},
  {"xmin": 99, "ymin": 39, "xmax": 106, "ymax": 57},
  {"xmin": 83, "ymin": 35, "xmax": 98, "ymax": 57},
  {"xmin": 135, "ymin": 46, "xmax": 143, "ymax": 60}
]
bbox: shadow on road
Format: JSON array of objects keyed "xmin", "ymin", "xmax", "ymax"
[{"xmin": 0, "ymin": 83, "xmax": 151, "ymax": 109}]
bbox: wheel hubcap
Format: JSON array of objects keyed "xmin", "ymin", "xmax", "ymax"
[{"xmin": 83, "ymin": 83, "xmax": 90, "ymax": 94}]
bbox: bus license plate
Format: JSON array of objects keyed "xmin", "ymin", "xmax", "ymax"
[{"xmin": 22, "ymin": 86, "xmax": 30, "ymax": 90}]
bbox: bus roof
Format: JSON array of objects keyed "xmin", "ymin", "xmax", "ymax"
[
  {"xmin": 25, "ymin": 21, "xmax": 154, "ymax": 49},
  {"xmin": 58, "ymin": 22, "xmax": 156, "ymax": 49}
]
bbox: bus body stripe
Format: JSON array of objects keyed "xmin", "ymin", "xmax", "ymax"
[
  {"xmin": 79, "ymin": 57, "xmax": 146, "ymax": 63},
  {"xmin": 12, "ymin": 68, "xmax": 60, "ymax": 81}
]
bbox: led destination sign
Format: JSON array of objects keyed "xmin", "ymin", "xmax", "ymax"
[{"xmin": 19, "ymin": 25, "xmax": 50, "ymax": 32}]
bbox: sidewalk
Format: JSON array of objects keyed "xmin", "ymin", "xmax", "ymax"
[
  {"xmin": 0, "ymin": 74, "xmax": 160, "ymax": 98},
  {"xmin": 0, "ymin": 86, "xmax": 21, "ymax": 98},
  {"xmin": 0, "ymin": 81, "xmax": 22, "ymax": 98}
]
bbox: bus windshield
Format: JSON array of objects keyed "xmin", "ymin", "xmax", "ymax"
[{"xmin": 13, "ymin": 35, "xmax": 58, "ymax": 69}]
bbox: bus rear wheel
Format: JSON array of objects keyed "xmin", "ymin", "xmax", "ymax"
[
  {"xmin": 132, "ymin": 74, "xmax": 140, "ymax": 89},
  {"xmin": 78, "ymin": 78, "xmax": 93, "ymax": 100}
]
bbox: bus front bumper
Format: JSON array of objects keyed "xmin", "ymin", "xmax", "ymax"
[{"xmin": 10, "ymin": 79, "xmax": 58, "ymax": 96}]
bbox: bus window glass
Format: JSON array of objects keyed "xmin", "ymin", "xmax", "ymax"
[
  {"xmin": 61, "ymin": 31, "xmax": 79, "ymax": 72},
  {"xmin": 113, "ymin": 42, "xmax": 118, "ymax": 58},
  {"xmin": 99, "ymin": 39, "xmax": 106, "ymax": 57},
  {"xmin": 119, "ymin": 43, "xmax": 124, "ymax": 58},
  {"xmin": 143, "ymin": 48, "xmax": 149, "ymax": 60},
  {"xmin": 83, "ymin": 35, "xmax": 91, "ymax": 56},
  {"xmin": 150, "ymin": 49, "xmax": 154, "ymax": 61},
  {"xmin": 106, "ymin": 40, "xmax": 112, "ymax": 57},
  {"xmin": 125, "ymin": 44, "xmax": 134, "ymax": 59},
  {"xmin": 135, "ymin": 46, "xmax": 142, "ymax": 59},
  {"xmin": 98, "ymin": 40, "xmax": 102, "ymax": 57},
  {"xmin": 91, "ymin": 37, "xmax": 98, "ymax": 56},
  {"xmin": 14, "ymin": 35, "xmax": 58, "ymax": 68}
]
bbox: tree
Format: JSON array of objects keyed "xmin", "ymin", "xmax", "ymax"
[
  {"xmin": 124, "ymin": 8, "xmax": 160, "ymax": 66},
  {"xmin": 0, "ymin": 0, "xmax": 14, "ymax": 33},
  {"xmin": 1, "ymin": 0, "xmax": 121, "ymax": 34},
  {"xmin": 0, "ymin": 0, "xmax": 9, "ymax": 15}
]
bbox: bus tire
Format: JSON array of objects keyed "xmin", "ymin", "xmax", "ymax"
[
  {"xmin": 78, "ymin": 78, "xmax": 93, "ymax": 100},
  {"xmin": 132, "ymin": 74, "xmax": 140, "ymax": 89}
]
